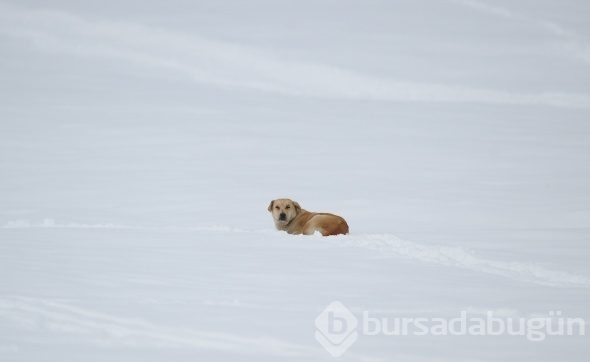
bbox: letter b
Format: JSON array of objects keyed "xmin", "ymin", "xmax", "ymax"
[{"xmin": 363, "ymin": 311, "xmax": 381, "ymax": 335}]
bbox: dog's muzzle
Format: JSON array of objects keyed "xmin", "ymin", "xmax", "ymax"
[{"xmin": 279, "ymin": 212, "xmax": 287, "ymax": 221}]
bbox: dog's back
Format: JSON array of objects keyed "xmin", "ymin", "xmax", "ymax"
[{"xmin": 287, "ymin": 210, "xmax": 349, "ymax": 236}]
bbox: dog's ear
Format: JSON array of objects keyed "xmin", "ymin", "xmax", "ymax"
[
  {"xmin": 293, "ymin": 201, "xmax": 301, "ymax": 213},
  {"xmin": 267, "ymin": 200, "xmax": 274, "ymax": 212}
]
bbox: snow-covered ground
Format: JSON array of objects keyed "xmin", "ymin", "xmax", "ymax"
[{"xmin": 1, "ymin": 0, "xmax": 589, "ymax": 360}]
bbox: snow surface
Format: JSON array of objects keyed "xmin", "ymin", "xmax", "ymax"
[{"xmin": 1, "ymin": 0, "xmax": 589, "ymax": 361}]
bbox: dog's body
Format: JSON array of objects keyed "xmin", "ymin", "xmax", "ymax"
[{"xmin": 268, "ymin": 198, "xmax": 349, "ymax": 236}]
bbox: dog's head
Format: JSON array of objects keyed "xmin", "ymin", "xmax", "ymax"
[{"xmin": 268, "ymin": 198, "xmax": 301, "ymax": 226}]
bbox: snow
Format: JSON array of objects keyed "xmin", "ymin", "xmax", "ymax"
[{"xmin": 1, "ymin": 0, "xmax": 589, "ymax": 361}]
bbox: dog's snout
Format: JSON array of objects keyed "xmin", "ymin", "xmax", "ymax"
[{"xmin": 279, "ymin": 212, "xmax": 287, "ymax": 220}]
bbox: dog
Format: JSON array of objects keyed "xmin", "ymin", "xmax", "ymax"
[{"xmin": 267, "ymin": 198, "xmax": 349, "ymax": 236}]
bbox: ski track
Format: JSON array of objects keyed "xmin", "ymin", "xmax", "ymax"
[
  {"xmin": 0, "ymin": 297, "xmax": 319, "ymax": 358},
  {"xmin": 1, "ymin": 2, "xmax": 590, "ymax": 109},
  {"xmin": 3, "ymin": 219, "xmax": 589, "ymax": 289},
  {"xmin": 450, "ymin": 0, "xmax": 590, "ymax": 64}
]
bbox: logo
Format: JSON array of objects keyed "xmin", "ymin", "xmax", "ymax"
[
  {"xmin": 314, "ymin": 302, "xmax": 586, "ymax": 357},
  {"xmin": 314, "ymin": 301, "xmax": 358, "ymax": 357}
]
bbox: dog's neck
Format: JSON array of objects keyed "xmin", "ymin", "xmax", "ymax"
[
  {"xmin": 274, "ymin": 209, "xmax": 308, "ymax": 231},
  {"xmin": 274, "ymin": 218, "xmax": 292, "ymax": 231}
]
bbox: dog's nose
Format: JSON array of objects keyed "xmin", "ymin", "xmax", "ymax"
[{"xmin": 279, "ymin": 212, "xmax": 286, "ymax": 220}]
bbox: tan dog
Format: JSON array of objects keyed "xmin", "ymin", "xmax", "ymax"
[{"xmin": 268, "ymin": 198, "xmax": 349, "ymax": 236}]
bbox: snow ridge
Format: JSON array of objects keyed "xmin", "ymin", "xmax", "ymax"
[
  {"xmin": 4, "ymin": 219, "xmax": 588, "ymax": 288},
  {"xmin": 1, "ymin": 219, "xmax": 246, "ymax": 233},
  {"xmin": 333, "ymin": 234, "xmax": 590, "ymax": 288}
]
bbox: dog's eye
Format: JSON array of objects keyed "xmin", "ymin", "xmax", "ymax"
[
  {"xmin": 286, "ymin": 205, "xmax": 291, "ymax": 209},
  {"xmin": 275, "ymin": 206, "xmax": 280, "ymax": 210}
]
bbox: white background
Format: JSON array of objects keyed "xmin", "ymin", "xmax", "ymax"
[{"xmin": 1, "ymin": 1, "xmax": 589, "ymax": 360}]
